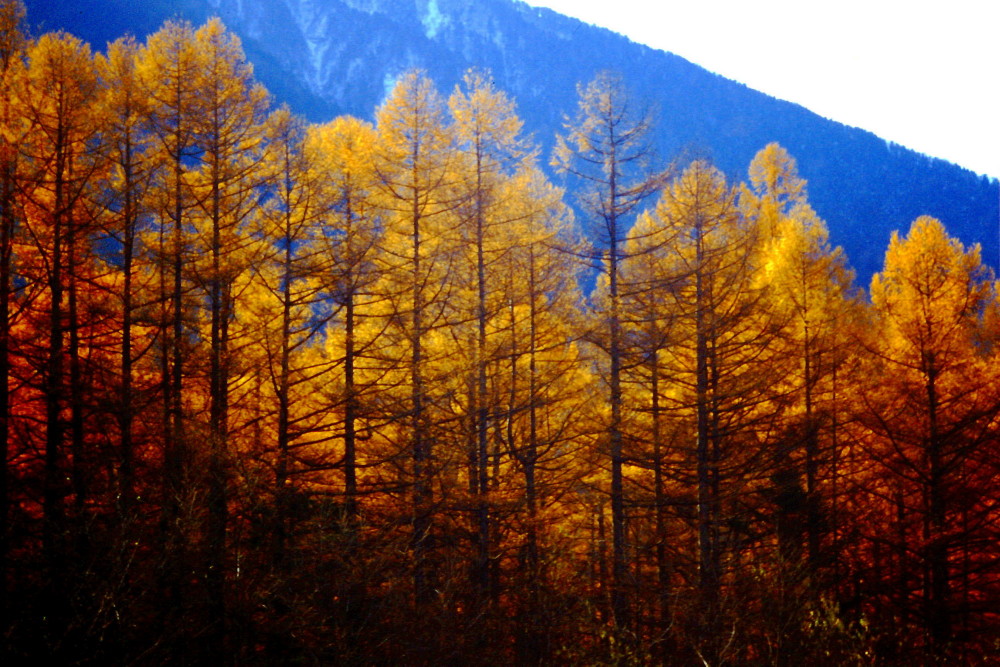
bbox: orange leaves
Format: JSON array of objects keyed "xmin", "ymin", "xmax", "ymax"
[{"xmin": 872, "ymin": 216, "xmax": 991, "ymax": 370}]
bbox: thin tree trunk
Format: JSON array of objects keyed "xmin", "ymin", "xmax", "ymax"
[
  {"xmin": 68, "ymin": 208, "xmax": 86, "ymax": 519},
  {"xmin": 694, "ymin": 215, "xmax": 720, "ymax": 656},
  {"xmin": 522, "ymin": 246, "xmax": 542, "ymax": 662},
  {"xmin": 206, "ymin": 160, "xmax": 229, "ymax": 662},
  {"xmin": 118, "ymin": 135, "xmax": 136, "ymax": 520},
  {"xmin": 650, "ymin": 351, "xmax": 671, "ymax": 642},
  {"xmin": 43, "ymin": 127, "xmax": 67, "ymax": 581},
  {"xmin": 411, "ymin": 183, "xmax": 431, "ymax": 605},
  {"xmin": 925, "ymin": 367, "xmax": 950, "ymax": 649},
  {"xmin": 474, "ymin": 155, "xmax": 490, "ymax": 603},
  {"xmin": 607, "ymin": 170, "xmax": 630, "ymax": 633},
  {"xmin": 0, "ymin": 128, "xmax": 15, "ymax": 622}
]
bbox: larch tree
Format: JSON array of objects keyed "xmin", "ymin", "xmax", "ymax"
[
  {"xmin": 309, "ymin": 113, "xmax": 382, "ymax": 528},
  {"xmin": 644, "ymin": 160, "xmax": 784, "ymax": 661},
  {"xmin": 552, "ymin": 69, "xmax": 665, "ymax": 632},
  {"xmin": 745, "ymin": 144, "xmax": 860, "ymax": 567},
  {"xmin": 619, "ymin": 198, "xmax": 686, "ymax": 642},
  {"xmin": 242, "ymin": 105, "xmax": 338, "ymax": 661},
  {"xmin": 448, "ymin": 68, "xmax": 533, "ymax": 606},
  {"xmin": 256, "ymin": 107, "xmax": 330, "ymax": 561},
  {"xmin": 16, "ymin": 27, "xmax": 102, "ymax": 652},
  {"xmin": 743, "ymin": 143, "xmax": 862, "ymax": 661},
  {"xmin": 371, "ymin": 70, "xmax": 462, "ymax": 609},
  {"xmin": 307, "ymin": 112, "xmax": 385, "ymax": 652},
  {"xmin": 496, "ymin": 165, "xmax": 595, "ymax": 662},
  {"xmin": 76, "ymin": 37, "xmax": 168, "ymax": 653},
  {"xmin": 864, "ymin": 216, "xmax": 1000, "ymax": 656},
  {"xmin": 0, "ymin": 0, "xmax": 25, "ymax": 618},
  {"xmin": 94, "ymin": 35, "xmax": 156, "ymax": 523},
  {"xmin": 186, "ymin": 17, "xmax": 271, "ymax": 661},
  {"xmin": 136, "ymin": 20, "xmax": 202, "ymax": 599}
]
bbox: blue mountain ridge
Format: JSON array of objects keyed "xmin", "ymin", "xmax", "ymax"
[{"xmin": 25, "ymin": 0, "xmax": 1000, "ymax": 284}]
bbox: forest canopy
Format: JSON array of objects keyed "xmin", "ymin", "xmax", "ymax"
[{"xmin": 2, "ymin": 4, "xmax": 999, "ymax": 664}]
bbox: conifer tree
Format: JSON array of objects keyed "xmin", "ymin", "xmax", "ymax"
[
  {"xmin": 188, "ymin": 18, "xmax": 271, "ymax": 659},
  {"xmin": 95, "ymin": 35, "xmax": 156, "ymax": 522},
  {"xmin": 620, "ymin": 198, "xmax": 686, "ymax": 640},
  {"xmin": 552, "ymin": 69, "xmax": 665, "ymax": 632},
  {"xmin": 137, "ymin": 21, "xmax": 202, "ymax": 599},
  {"xmin": 0, "ymin": 0, "xmax": 25, "ymax": 623},
  {"xmin": 746, "ymin": 144, "xmax": 860, "ymax": 564},
  {"xmin": 310, "ymin": 113, "xmax": 381, "ymax": 527},
  {"xmin": 257, "ymin": 107, "xmax": 328, "ymax": 558},
  {"xmin": 238, "ymin": 105, "xmax": 337, "ymax": 660},
  {"xmin": 742, "ymin": 143, "xmax": 861, "ymax": 659},
  {"xmin": 864, "ymin": 216, "xmax": 999, "ymax": 655},
  {"xmin": 449, "ymin": 68, "xmax": 532, "ymax": 605},
  {"xmin": 371, "ymin": 70, "xmax": 461, "ymax": 609},
  {"xmin": 641, "ymin": 160, "xmax": 783, "ymax": 661},
  {"xmin": 17, "ymin": 27, "xmax": 102, "ymax": 654},
  {"xmin": 497, "ymin": 165, "xmax": 593, "ymax": 661}
]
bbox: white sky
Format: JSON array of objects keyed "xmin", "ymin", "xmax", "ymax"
[{"xmin": 523, "ymin": 0, "xmax": 1000, "ymax": 179}]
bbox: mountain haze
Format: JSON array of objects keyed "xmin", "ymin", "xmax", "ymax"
[{"xmin": 26, "ymin": 0, "xmax": 999, "ymax": 281}]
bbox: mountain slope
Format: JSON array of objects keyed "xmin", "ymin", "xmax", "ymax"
[{"xmin": 25, "ymin": 0, "xmax": 999, "ymax": 281}]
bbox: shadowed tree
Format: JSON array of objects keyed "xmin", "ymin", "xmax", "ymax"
[
  {"xmin": 0, "ymin": 0, "xmax": 25, "ymax": 629},
  {"xmin": 17, "ymin": 27, "xmax": 103, "ymax": 657},
  {"xmin": 136, "ymin": 23, "xmax": 202, "ymax": 633},
  {"xmin": 742, "ymin": 143, "xmax": 862, "ymax": 663},
  {"xmin": 95, "ymin": 34, "xmax": 157, "ymax": 525},
  {"xmin": 187, "ymin": 18, "xmax": 271, "ymax": 661}
]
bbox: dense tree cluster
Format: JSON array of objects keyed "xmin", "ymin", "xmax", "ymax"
[{"xmin": 2, "ymin": 5, "xmax": 999, "ymax": 664}]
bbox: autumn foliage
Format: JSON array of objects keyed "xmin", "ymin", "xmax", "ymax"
[{"xmin": 1, "ymin": 4, "xmax": 999, "ymax": 665}]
